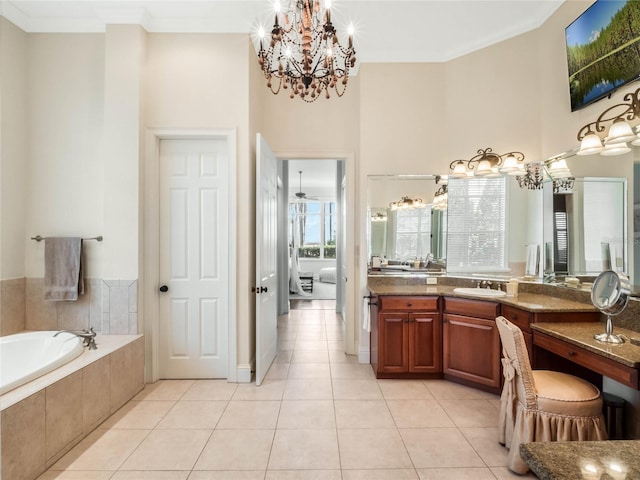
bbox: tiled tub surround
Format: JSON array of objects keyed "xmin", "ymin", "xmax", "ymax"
[
  {"xmin": 0, "ymin": 334, "xmax": 144, "ymax": 480},
  {"xmin": 23, "ymin": 278, "xmax": 138, "ymax": 334},
  {"xmin": 1, "ymin": 278, "xmax": 26, "ymax": 336}
]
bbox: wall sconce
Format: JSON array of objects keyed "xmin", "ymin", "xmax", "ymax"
[
  {"xmin": 577, "ymin": 87, "xmax": 640, "ymax": 156},
  {"xmin": 371, "ymin": 212, "xmax": 387, "ymax": 222},
  {"xmin": 449, "ymin": 147, "xmax": 525, "ymax": 178},
  {"xmin": 390, "ymin": 196, "xmax": 425, "ymax": 210}
]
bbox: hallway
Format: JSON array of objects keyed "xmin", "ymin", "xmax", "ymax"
[{"xmin": 38, "ymin": 301, "xmax": 532, "ymax": 479}]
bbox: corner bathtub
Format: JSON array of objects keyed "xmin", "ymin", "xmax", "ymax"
[{"xmin": 0, "ymin": 331, "xmax": 84, "ymax": 395}]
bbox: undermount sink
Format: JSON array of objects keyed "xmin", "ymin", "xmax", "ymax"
[{"xmin": 453, "ymin": 287, "xmax": 507, "ymax": 298}]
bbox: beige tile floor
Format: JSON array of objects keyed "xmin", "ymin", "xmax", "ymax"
[{"xmin": 39, "ymin": 301, "xmax": 536, "ymax": 480}]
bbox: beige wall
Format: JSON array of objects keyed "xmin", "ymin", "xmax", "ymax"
[
  {"xmin": 24, "ymin": 33, "xmax": 105, "ymax": 278},
  {"xmin": 144, "ymin": 32, "xmax": 254, "ymax": 370},
  {"xmin": 0, "ymin": 18, "xmax": 27, "ymax": 279},
  {"xmin": 3, "ymin": 0, "xmax": 640, "ymax": 373}
]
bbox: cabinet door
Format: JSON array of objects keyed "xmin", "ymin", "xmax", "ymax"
[
  {"xmin": 379, "ymin": 313, "xmax": 409, "ymax": 373},
  {"xmin": 443, "ymin": 313, "xmax": 501, "ymax": 389},
  {"xmin": 409, "ymin": 313, "xmax": 442, "ymax": 373}
]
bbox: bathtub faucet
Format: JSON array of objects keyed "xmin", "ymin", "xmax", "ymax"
[{"xmin": 54, "ymin": 327, "xmax": 97, "ymax": 350}]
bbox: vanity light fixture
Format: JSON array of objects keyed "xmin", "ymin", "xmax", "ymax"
[
  {"xmin": 576, "ymin": 86, "xmax": 640, "ymax": 156},
  {"xmin": 389, "ymin": 196, "xmax": 425, "ymax": 210},
  {"xmin": 371, "ymin": 212, "xmax": 387, "ymax": 222},
  {"xmin": 256, "ymin": 0, "xmax": 356, "ymax": 102},
  {"xmin": 432, "ymin": 175, "xmax": 448, "ymax": 211},
  {"xmin": 448, "ymin": 147, "xmax": 525, "ymax": 178}
]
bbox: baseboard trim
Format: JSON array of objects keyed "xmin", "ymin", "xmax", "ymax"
[
  {"xmin": 358, "ymin": 348, "xmax": 370, "ymax": 365},
  {"xmin": 236, "ymin": 364, "xmax": 253, "ymax": 383}
]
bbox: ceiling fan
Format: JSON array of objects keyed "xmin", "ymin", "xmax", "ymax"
[{"xmin": 291, "ymin": 171, "xmax": 319, "ymax": 202}]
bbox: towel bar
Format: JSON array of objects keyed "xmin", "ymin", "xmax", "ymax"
[{"xmin": 31, "ymin": 235, "xmax": 103, "ymax": 242}]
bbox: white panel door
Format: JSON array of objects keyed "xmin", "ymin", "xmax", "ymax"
[
  {"xmin": 255, "ymin": 134, "xmax": 278, "ymax": 386},
  {"xmin": 159, "ymin": 139, "xmax": 229, "ymax": 378}
]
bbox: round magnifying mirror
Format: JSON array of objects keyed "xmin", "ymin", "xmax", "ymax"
[{"xmin": 591, "ymin": 270, "xmax": 629, "ymax": 343}]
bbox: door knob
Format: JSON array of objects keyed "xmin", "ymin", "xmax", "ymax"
[{"xmin": 159, "ymin": 285, "xmax": 169, "ymax": 293}]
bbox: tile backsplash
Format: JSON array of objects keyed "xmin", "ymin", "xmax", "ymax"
[
  {"xmin": 1, "ymin": 278, "xmax": 26, "ymax": 336},
  {"xmin": 0, "ymin": 278, "xmax": 138, "ymax": 335}
]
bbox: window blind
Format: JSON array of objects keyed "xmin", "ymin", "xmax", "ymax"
[
  {"xmin": 394, "ymin": 206, "xmax": 432, "ymax": 259},
  {"xmin": 447, "ymin": 177, "xmax": 506, "ymax": 271}
]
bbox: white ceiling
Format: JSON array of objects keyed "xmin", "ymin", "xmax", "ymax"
[
  {"xmin": 1, "ymin": 0, "xmax": 565, "ymax": 63},
  {"xmin": 288, "ymin": 160, "xmax": 337, "ymax": 198}
]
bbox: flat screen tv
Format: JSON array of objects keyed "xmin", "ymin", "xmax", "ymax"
[{"xmin": 566, "ymin": 0, "xmax": 640, "ymax": 111}]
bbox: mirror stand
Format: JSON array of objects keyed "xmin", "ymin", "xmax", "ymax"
[
  {"xmin": 591, "ymin": 271, "xmax": 629, "ymax": 344},
  {"xmin": 593, "ymin": 315, "xmax": 625, "ymax": 343}
]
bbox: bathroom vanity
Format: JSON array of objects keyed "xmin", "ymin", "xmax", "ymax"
[{"xmin": 368, "ymin": 280, "xmax": 601, "ymax": 393}]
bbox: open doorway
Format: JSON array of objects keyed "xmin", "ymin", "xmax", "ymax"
[{"xmin": 279, "ymin": 159, "xmax": 345, "ymax": 313}]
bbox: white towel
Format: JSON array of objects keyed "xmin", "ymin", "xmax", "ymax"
[
  {"xmin": 362, "ymin": 297, "xmax": 371, "ymax": 332},
  {"xmin": 525, "ymin": 244, "xmax": 539, "ymax": 276},
  {"xmin": 43, "ymin": 237, "xmax": 84, "ymax": 301}
]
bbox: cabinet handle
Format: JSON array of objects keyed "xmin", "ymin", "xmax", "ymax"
[
  {"xmin": 443, "ymin": 318, "xmax": 447, "ymax": 323},
  {"xmin": 404, "ymin": 318, "xmax": 409, "ymax": 323},
  {"xmin": 568, "ymin": 351, "xmax": 576, "ymax": 357},
  {"xmin": 407, "ymin": 303, "xmax": 412, "ymax": 307},
  {"xmin": 511, "ymin": 314, "xmax": 518, "ymax": 320}
]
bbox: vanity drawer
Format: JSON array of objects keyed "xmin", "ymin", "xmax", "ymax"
[
  {"xmin": 443, "ymin": 297, "xmax": 499, "ymax": 320},
  {"xmin": 501, "ymin": 305, "xmax": 533, "ymax": 332},
  {"xmin": 534, "ymin": 331, "xmax": 639, "ymax": 389},
  {"xmin": 379, "ymin": 296, "xmax": 438, "ymax": 312}
]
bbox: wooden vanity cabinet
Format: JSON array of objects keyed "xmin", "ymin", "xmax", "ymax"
[
  {"xmin": 372, "ymin": 296, "xmax": 442, "ymax": 378},
  {"xmin": 501, "ymin": 305, "xmax": 600, "ymax": 367},
  {"xmin": 443, "ymin": 297, "xmax": 501, "ymax": 393}
]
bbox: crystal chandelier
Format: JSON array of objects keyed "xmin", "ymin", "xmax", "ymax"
[
  {"xmin": 515, "ymin": 156, "xmax": 574, "ymax": 191},
  {"xmin": 257, "ymin": 0, "xmax": 356, "ymax": 102},
  {"xmin": 515, "ymin": 163, "xmax": 545, "ymax": 190}
]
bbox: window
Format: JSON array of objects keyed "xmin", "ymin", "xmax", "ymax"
[
  {"xmin": 393, "ymin": 206, "xmax": 432, "ymax": 259},
  {"xmin": 290, "ymin": 201, "xmax": 336, "ymax": 258},
  {"xmin": 447, "ymin": 176, "xmax": 507, "ymax": 271}
]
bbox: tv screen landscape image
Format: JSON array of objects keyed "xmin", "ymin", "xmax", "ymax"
[{"xmin": 566, "ymin": 0, "xmax": 640, "ymax": 111}]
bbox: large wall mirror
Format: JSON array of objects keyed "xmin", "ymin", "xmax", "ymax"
[
  {"xmin": 367, "ymin": 175, "xmax": 447, "ymax": 271},
  {"xmin": 368, "ymin": 174, "xmax": 628, "ymax": 281},
  {"xmin": 542, "ymin": 177, "xmax": 627, "ymax": 282}
]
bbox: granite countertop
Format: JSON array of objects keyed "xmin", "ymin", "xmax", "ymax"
[
  {"xmin": 520, "ymin": 440, "xmax": 640, "ymax": 480},
  {"xmin": 367, "ymin": 284, "xmax": 598, "ymax": 313},
  {"xmin": 532, "ymin": 322, "xmax": 640, "ymax": 368}
]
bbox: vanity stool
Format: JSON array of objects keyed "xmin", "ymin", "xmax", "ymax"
[{"xmin": 496, "ymin": 316, "xmax": 607, "ymax": 474}]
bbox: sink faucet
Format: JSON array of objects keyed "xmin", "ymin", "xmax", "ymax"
[{"xmin": 54, "ymin": 327, "xmax": 97, "ymax": 350}]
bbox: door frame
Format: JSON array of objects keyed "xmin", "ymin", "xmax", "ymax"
[
  {"xmin": 144, "ymin": 128, "xmax": 238, "ymax": 383},
  {"xmin": 275, "ymin": 150, "xmax": 357, "ymax": 355}
]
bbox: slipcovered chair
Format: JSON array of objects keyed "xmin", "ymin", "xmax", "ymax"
[{"xmin": 495, "ymin": 316, "xmax": 607, "ymax": 474}]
